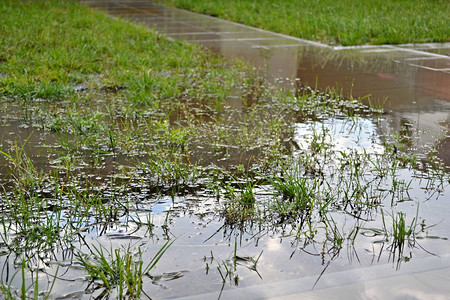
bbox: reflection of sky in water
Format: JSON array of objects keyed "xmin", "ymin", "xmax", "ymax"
[
  {"xmin": 131, "ymin": 196, "xmax": 187, "ymax": 226},
  {"xmin": 152, "ymin": 196, "xmax": 180, "ymax": 214},
  {"xmin": 42, "ymin": 196, "xmax": 184, "ymax": 238},
  {"xmin": 293, "ymin": 117, "xmax": 385, "ymax": 155}
]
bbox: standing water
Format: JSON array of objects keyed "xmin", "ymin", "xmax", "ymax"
[{"xmin": 0, "ymin": 0, "xmax": 449, "ymax": 298}]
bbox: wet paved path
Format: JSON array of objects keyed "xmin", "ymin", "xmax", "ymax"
[
  {"xmin": 81, "ymin": 0, "xmax": 450, "ymax": 107},
  {"xmin": 81, "ymin": 0, "xmax": 450, "ymax": 165},
  {"xmin": 79, "ymin": 1, "xmax": 450, "ymax": 298}
]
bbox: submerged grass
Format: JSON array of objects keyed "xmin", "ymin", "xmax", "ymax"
[
  {"xmin": 0, "ymin": 0, "xmax": 448, "ymax": 298},
  {"xmin": 160, "ymin": 0, "xmax": 450, "ymax": 46}
]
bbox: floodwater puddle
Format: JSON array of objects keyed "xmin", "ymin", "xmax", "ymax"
[
  {"xmin": 2, "ymin": 106, "xmax": 447, "ymax": 298},
  {"xmin": 85, "ymin": 0, "xmax": 449, "ymax": 164},
  {"xmin": 0, "ymin": 0, "xmax": 449, "ymax": 299},
  {"xmin": 293, "ymin": 117, "xmax": 385, "ymax": 155}
]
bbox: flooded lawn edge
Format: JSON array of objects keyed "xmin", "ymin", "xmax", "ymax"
[{"xmin": 0, "ymin": 0, "xmax": 449, "ymax": 298}]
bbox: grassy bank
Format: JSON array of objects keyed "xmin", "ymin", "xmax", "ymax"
[
  {"xmin": 160, "ymin": 0, "xmax": 450, "ymax": 46},
  {"xmin": 0, "ymin": 0, "xmax": 448, "ymax": 298}
]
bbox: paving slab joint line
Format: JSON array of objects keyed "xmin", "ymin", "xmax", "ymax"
[
  {"xmin": 165, "ymin": 31, "xmax": 256, "ymax": 36},
  {"xmin": 383, "ymin": 44, "xmax": 450, "ymax": 60}
]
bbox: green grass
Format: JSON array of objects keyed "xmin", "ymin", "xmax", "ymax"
[
  {"xmin": 160, "ymin": 0, "xmax": 450, "ymax": 46},
  {"xmin": 0, "ymin": 0, "xmax": 236, "ymax": 99},
  {"xmin": 75, "ymin": 240, "xmax": 173, "ymax": 298}
]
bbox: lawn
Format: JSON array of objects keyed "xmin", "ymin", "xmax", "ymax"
[{"xmin": 160, "ymin": 0, "xmax": 450, "ymax": 46}]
